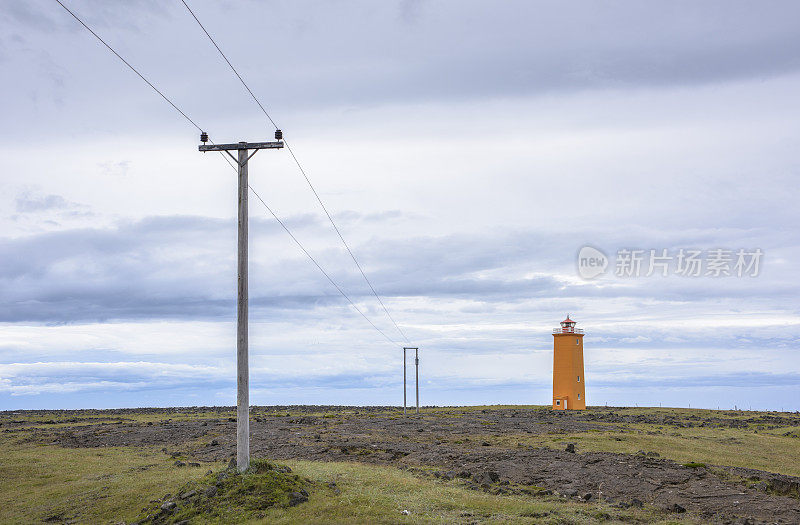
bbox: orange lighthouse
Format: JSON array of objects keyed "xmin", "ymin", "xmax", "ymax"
[{"xmin": 552, "ymin": 315, "xmax": 586, "ymax": 410}]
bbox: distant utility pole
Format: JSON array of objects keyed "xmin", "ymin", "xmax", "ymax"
[
  {"xmin": 403, "ymin": 347, "xmax": 407, "ymax": 416},
  {"xmin": 415, "ymin": 347, "xmax": 420, "ymax": 415},
  {"xmin": 199, "ymin": 131, "xmax": 284, "ymax": 472},
  {"xmin": 403, "ymin": 347, "xmax": 419, "ymax": 416}
]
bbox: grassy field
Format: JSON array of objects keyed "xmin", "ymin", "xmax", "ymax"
[
  {"xmin": 0, "ymin": 433, "xmax": 688, "ymax": 524},
  {"xmin": 1, "ymin": 405, "xmax": 798, "ymax": 523},
  {"xmin": 479, "ymin": 423, "xmax": 800, "ymax": 476}
]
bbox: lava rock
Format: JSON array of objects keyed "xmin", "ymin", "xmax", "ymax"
[
  {"xmin": 565, "ymin": 443, "xmax": 576, "ymax": 453},
  {"xmin": 472, "ymin": 471, "xmax": 500, "ymax": 485},
  {"xmin": 288, "ymin": 491, "xmax": 308, "ymax": 506}
]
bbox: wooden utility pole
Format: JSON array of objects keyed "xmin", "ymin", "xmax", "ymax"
[
  {"xmin": 415, "ymin": 347, "xmax": 420, "ymax": 415},
  {"xmin": 199, "ymin": 134, "xmax": 283, "ymax": 471},
  {"xmin": 403, "ymin": 347, "xmax": 418, "ymax": 416}
]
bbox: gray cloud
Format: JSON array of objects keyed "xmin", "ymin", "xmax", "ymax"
[
  {"xmin": 591, "ymin": 371, "xmax": 800, "ymax": 389},
  {"xmin": 0, "ymin": 211, "xmax": 795, "ymax": 333},
  {"xmin": 3, "ymin": 0, "xmax": 800, "ymax": 139},
  {"xmin": 16, "ymin": 192, "xmax": 80, "ymax": 213}
]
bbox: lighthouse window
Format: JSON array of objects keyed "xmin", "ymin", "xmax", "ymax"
[
  {"xmin": 578, "ymin": 393, "xmax": 581, "ymax": 400},
  {"xmin": 577, "ymin": 375, "xmax": 580, "ymax": 382},
  {"xmin": 555, "ymin": 400, "xmax": 560, "ymax": 406},
  {"xmin": 576, "ymin": 338, "xmax": 580, "ymax": 345}
]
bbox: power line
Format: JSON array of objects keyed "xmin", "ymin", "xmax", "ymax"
[
  {"xmin": 248, "ymin": 186, "xmax": 401, "ymax": 347},
  {"xmin": 283, "ymin": 140, "xmax": 412, "ymax": 344},
  {"xmin": 53, "ymin": 0, "xmax": 236, "ymax": 172},
  {"xmin": 180, "ymin": 0, "xmax": 412, "ymax": 345},
  {"xmin": 179, "ymin": 0, "xmax": 278, "ymax": 130},
  {"xmin": 55, "ymin": 0, "xmax": 203, "ymax": 133},
  {"xmin": 53, "ymin": 0, "xmax": 400, "ymax": 348}
]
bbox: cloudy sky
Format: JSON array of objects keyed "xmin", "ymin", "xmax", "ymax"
[{"xmin": 1, "ymin": 0, "xmax": 798, "ymax": 411}]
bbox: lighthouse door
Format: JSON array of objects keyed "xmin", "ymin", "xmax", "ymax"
[{"xmin": 563, "ymin": 399, "xmax": 568, "ymax": 410}]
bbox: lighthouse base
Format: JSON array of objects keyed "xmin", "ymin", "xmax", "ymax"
[{"xmin": 552, "ymin": 396, "xmax": 584, "ymax": 410}]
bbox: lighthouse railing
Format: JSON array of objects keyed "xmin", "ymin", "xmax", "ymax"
[{"xmin": 553, "ymin": 328, "xmax": 584, "ymax": 334}]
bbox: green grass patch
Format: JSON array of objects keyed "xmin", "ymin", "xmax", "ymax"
[{"xmin": 0, "ymin": 435, "xmax": 221, "ymax": 524}]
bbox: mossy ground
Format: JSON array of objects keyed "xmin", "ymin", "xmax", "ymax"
[{"xmin": 136, "ymin": 459, "xmax": 309, "ymax": 524}]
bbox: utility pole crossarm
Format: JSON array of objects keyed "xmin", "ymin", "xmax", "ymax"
[{"xmin": 199, "ymin": 141, "xmax": 284, "ymax": 152}]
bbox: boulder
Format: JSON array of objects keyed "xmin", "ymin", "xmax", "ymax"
[
  {"xmin": 288, "ymin": 491, "xmax": 308, "ymax": 506},
  {"xmin": 472, "ymin": 471, "xmax": 500, "ymax": 485}
]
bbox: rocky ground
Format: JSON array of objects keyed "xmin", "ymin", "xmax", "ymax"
[{"xmin": 6, "ymin": 405, "xmax": 800, "ymax": 524}]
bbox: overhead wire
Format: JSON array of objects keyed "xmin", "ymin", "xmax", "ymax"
[
  {"xmin": 248, "ymin": 186, "xmax": 401, "ymax": 347},
  {"xmin": 53, "ymin": 0, "xmax": 401, "ymax": 348},
  {"xmin": 55, "ymin": 0, "xmax": 203, "ymax": 133},
  {"xmin": 179, "ymin": 0, "xmax": 413, "ymax": 345}
]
